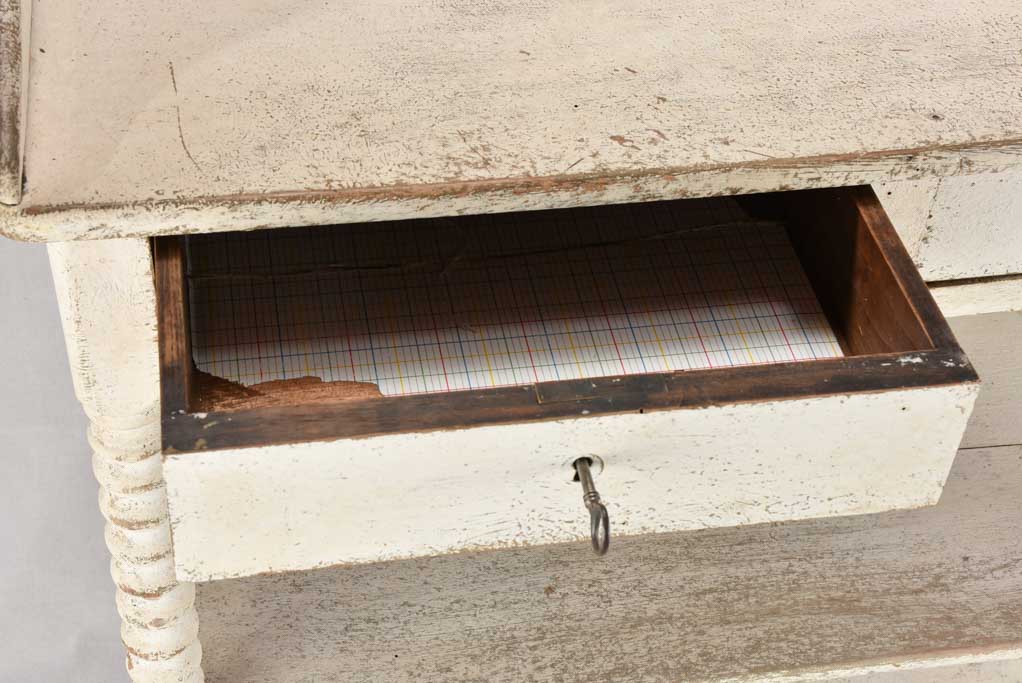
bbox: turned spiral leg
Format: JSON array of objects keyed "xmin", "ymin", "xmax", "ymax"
[
  {"xmin": 49, "ymin": 238, "xmax": 205, "ymax": 682},
  {"xmin": 92, "ymin": 419, "xmax": 203, "ymax": 682}
]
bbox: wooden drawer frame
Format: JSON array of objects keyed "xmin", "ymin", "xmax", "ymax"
[
  {"xmin": 157, "ymin": 184, "xmax": 982, "ymax": 581},
  {"xmin": 155, "ymin": 185, "xmax": 976, "ymax": 454}
]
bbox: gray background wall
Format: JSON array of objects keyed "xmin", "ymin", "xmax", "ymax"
[{"xmin": 0, "ymin": 240, "xmax": 125, "ymax": 681}]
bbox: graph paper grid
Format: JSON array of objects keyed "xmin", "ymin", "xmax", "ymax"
[{"xmin": 187, "ymin": 198, "xmax": 843, "ymax": 397}]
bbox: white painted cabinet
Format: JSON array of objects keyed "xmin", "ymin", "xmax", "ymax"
[{"xmin": 5, "ymin": 1, "xmax": 1021, "ymax": 680}]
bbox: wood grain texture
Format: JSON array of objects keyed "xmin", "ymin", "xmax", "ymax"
[
  {"xmin": 154, "ymin": 237, "xmax": 191, "ymax": 415},
  {"xmin": 48, "ymin": 239, "xmax": 205, "ymax": 682},
  {"xmin": 159, "ymin": 187, "xmax": 978, "ymax": 453},
  {"xmin": 164, "ymin": 383, "xmax": 978, "ymax": 581},
  {"xmin": 0, "ymin": 0, "xmax": 29, "ymax": 204},
  {"xmin": 194, "ymin": 444, "xmax": 1022, "ymax": 683},
  {"xmin": 776, "ymin": 187, "xmax": 935, "ymax": 354},
  {"xmin": 3, "ymin": 0, "xmax": 1022, "ymax": 240},
  {"xmin": 950, "ymin": 311, "xmax": 1022, "ymax": 450},
  {"xmin": 164, "ymin": 348, "xmax": 978, "ymax": 453}
]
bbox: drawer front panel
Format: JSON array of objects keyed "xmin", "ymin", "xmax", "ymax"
[{"xmin": 165, "ymin": 382, "xmax": 977, "ymax": 581}]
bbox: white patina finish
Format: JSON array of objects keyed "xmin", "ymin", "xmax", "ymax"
[
  {"xmin": 48, "ymin": 239, "xmax": 204, "ymax": 682},
  {"xmin": 881, "ymin": 171, "xmax": 1022, "ymax": 282},
  {"xmin": 195, "ymin": 443, "xmax": 1022, "ymax": 682},
  {"xmin": 875, "ymin": 178, "xmax": 939, "ymax": 260},
  {"xmin": 165, "ymin": 382, "xmax": 977, "ymax": 582},
  {"xmin": 2, "ymin": 0, "xmax": 1022, "ymax": 240},
  {"xmin": 744, "ymin": 649, "xmax": 1022, "ymax": 682},
  {"xmin": 4, "ymin": 144, "xmax": 1022, "ymax": 243},
  {"xmin": 931, "ymin": 278, "xmax": 1022, "ymax": 317},
  {"xmin": 0, "ymin": 0, "xmax": 29, "ymax": 204},
  {"xmin": 916, "ymin": 170, "xmax": 1022, "ymax": 281}
]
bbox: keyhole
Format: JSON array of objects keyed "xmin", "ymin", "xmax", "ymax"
[{"xmin": 567, "ymin": 455, "xmax": 604, "ymax": 482}]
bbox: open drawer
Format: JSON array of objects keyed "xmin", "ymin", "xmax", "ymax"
[{"xmin": 156, "ymin": 186, "xmax": 979, "ymax": 581}]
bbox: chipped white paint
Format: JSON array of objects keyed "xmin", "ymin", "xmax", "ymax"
[
  {"xmin": 4, "ymin": 0, "xmax": 1022, "ymax": 240},
  {"xmin": 4, "ymin": 143, "xmax": 1022, "ymax": 243},
  {"xmin": 877, "ymin": 171, "xmax": 1022, "ymax": 315},
  {"xmin": 48, "ymin": 239, "xmax": 204, "ymax": 682},
  {"xmin": 881, "ymin": 170, "xmax": 1022, "ymax": 281},
  {"xmin": 195, "ymin": 444, "xmax": 1022, "ymax": 682},
  {"xmin": 0, "ymin": 0, "xmax": 30, "ymax": 204},
  {"xmin": 874, "ymin": 177, "xmax": 940, "ymax": 261},
  {"xmin": 165, "ymin": 383, "xmax": 977, "ymax": 582},
  {"xmin": 916, "ymin": 170, "xmax": 1022, "ymax": 281}
]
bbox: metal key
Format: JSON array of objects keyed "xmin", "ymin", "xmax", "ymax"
[{"xmin": 574, "ymin": 458, "xmax": 610, "ymax": 556}]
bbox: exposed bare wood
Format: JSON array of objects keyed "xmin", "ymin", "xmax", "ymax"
[
  {"xmin": 153, "ymin": 237, "xmax": 191, "ymax": 415},
  {"xmin": 158, "ymin": 188, "xmax": 977, "ymax": 454},
  {"xmin": 776, "ymin": 187, "xmax": 937, "ymax": 353}
]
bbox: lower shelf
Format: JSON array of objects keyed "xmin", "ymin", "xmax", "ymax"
[{"xmin": 195, "ymin": 443, "xmax": 1022, "ymax": 683}]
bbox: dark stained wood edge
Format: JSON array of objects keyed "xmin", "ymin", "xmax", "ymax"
[
  {"xmin": 852, "ymin": 185, "xmax": 961, "ymax": 351},
  {"xmin": 743, "ymin": 185, "xmax": 963, "ymax": 355},
  {"xmin": 154, "ymin": 186, "xmax": 979, "ymax": 454},
  {"xmin": 799, "ymin": 187, "xmax": 932, "ymax": 354},
  {"xmin": 153, "ymin": 236, "xmax": 192, "ymax": 416},
  {"xmin": 163, "ymin": 349, "xmax": 977, "ymax": 453}
]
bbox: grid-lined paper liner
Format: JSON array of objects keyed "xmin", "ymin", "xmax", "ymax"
[{"xmin": 187, "ymin": 198, "xmax": 843, "ymax": 396}]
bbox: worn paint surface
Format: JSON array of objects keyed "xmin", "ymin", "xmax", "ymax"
[
  {"xmin": 917, "ymin": 170, "xmax": 1022, "ymax": 280},
  {"xmin": 195, "ymin": 444, "xmax": 1022, "ymax": 682},
  {"xmin": 882, "ymin": 171, "xmax": 1022, "ymax": 282},
  {"xmin": 38, "ymin": 204, "xmax": 1006, "ymax": 680},
  {"xmin": 164, "ymin": 383, "xmax": 977, "ymax": 582},
  {"xmin": 951, "ymin": 311, "xmax": 1022, "ymax": 451},
  {"xmin": 3, "ymin": 142, "xmax": 1022, "ymax": 242},
  {"xmin": 48, "ymin": 239, "xmax": 204, "ymax": 682},
  {"xmin": 3, "ymin": 0, "xmax": 1022, "ymax": 240},
  {"xmin": 931, "ymin": 277, "xmax": 1022, "ymax": 317},
  {"xmin": 0, "ymin": 0, "xmax": 29, "ymax": 204}
]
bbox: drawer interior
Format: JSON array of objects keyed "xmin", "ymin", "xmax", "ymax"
[
  {"xmin": 186, "ymin": 197, "xmax": 843, "ymax": 399},
  {"xmin": 155, "ymin": 186, "xmax": 974, "ymax": 452}
]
